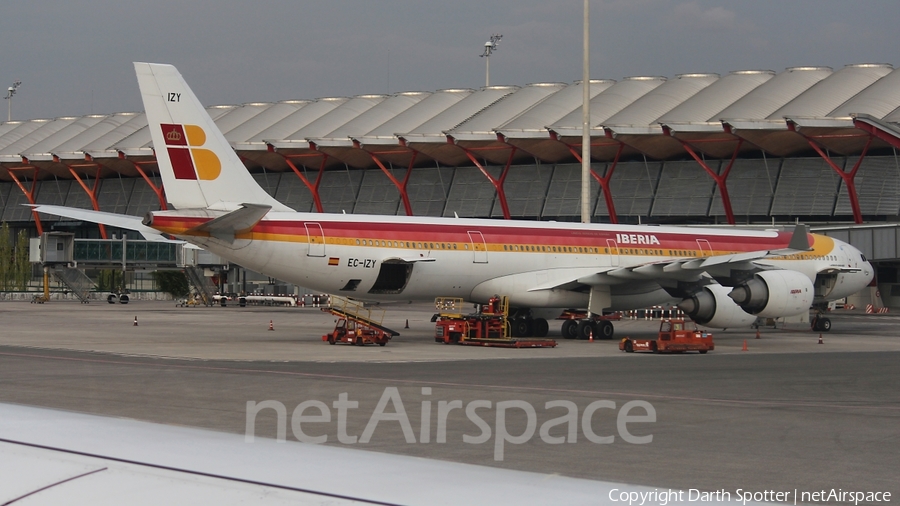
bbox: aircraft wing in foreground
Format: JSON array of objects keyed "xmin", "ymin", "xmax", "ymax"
[{"xmin": 0, "ymin": 403, "xmax": 772, "ymax": 505}]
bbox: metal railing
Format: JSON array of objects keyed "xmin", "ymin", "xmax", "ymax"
[
  {"xmin": 329, "ymin": 295, "xmax": 386, "ymax": 327},
  {"xmin": 51, "ymin": 266, "xmax": 95, "ymax": 303},
  {"xmin": 184, "ymin": 266, "xmax": 216, "ymax": 306}
]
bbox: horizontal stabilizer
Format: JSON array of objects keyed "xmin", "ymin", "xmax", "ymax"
[
  {"xmin": 30, "ymin": 205, "xmax": 168, "ymax": 242},
  {"xmin": 184, "ymin": 203, "xmax": 271, "ymax": 242}
]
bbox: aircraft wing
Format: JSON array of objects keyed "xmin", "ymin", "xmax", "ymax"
[
  {"xmin": 31, "ymin": 205, "xmax": 171, "ymax": 242},
  {"xmin": 527, "ymin": 225, "xmax": 813, "ymax": 291},
  {"xmin": 0, "ymin": 403, "xmax": 741, "ymax": 506}
]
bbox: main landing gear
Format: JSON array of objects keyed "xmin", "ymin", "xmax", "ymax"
[
  {"xmin": 509, "ymin": 317, "xmax": 550, "ymax": 338},
  {"xmin": 560, "ymin": 319, "xmax": 615, "ymax": 340}
]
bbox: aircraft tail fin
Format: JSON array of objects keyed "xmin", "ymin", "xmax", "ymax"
[{"xmin": 134, "ymin": 62, "xmax": 293, "ymax": 212}]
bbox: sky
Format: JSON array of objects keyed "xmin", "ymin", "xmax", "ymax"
[{"xmin": 0, "ymin": 0, "xmax": 897, "ymax": 121}]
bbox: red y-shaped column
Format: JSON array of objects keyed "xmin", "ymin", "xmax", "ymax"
[
  {"xmin": 804, "ymin": 137, "xmax": 871, "ymax": 224},
  {"xmin": 555, "ymin": 135, "xmax": 620, "ymax": 224},
  {"xmin": 273, "ymin": 146, "xmax": 326, "ymax": 213},
  {"xmin": 788, "ymin": 122, "xmax": 871, "ymax": 224},
  {"xmin": 456, "ymin": 142, "xmax": 516, "ymax": 220},
  {"xmin": 125, "ymin": 155, "xmax": 168, "ymax": 211},
  {"xmin": 364, "ymin": 149, "xmax": 417, "ymax": 216},
  {"xmin": 62, "ymin": 157, "xmax": 107, "ymax": 239},
  {"xmin": 8, "ymin": 165, "xmax": 43, "ymax": 235},
  {"xmin": 671, "ymin": 137, "xmax": 742, "ymax": 225}
]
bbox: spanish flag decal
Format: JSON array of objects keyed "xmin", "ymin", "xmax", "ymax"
[
  {"xmin": 161, "ymin": 123, "xmax": 222, "ymax": 180},
  {"xmin": 328, "ymin": 257, "xmax": 340, "ymax": 266}
]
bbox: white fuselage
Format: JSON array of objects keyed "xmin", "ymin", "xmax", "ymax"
[{"xmin": 162, "ymin": 211, "xmax": 874, "ymax": 310}]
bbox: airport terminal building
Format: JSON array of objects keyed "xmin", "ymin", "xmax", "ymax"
[{"xmin": 2, "ymin": 63, "xmax": 900, "ymax": 305}]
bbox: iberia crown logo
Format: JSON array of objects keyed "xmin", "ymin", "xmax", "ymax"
[{"xmin": 160, "ymin": 124, "xmax": 221, "ymax": 181}]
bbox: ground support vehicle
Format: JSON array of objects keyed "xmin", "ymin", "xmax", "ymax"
[
  {"xmin": 434, "ymin": 297, "xmax": 557, "ymax": 348},
  {"xmin": 321, "ymin": 296, "xmax": 399, "ymax": 346},
  {"xmin": 619, "ymin": 319, "xmax": 714, "ymax": 354}
]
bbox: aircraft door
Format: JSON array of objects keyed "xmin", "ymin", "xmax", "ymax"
[
  {"xmin": 305, "ymin": 222, "xmax": 326, "ymax": 257},
  {"xmin": 605, "ymin": 239, "xmax": 620, "ymax": 267},
  {"xmin": 467, "ymin": 231, "xmax": 488, "ymax": 263},
  {"xmin": 696, "ymin": 239, "xmax": 712, "ymax": 257}
]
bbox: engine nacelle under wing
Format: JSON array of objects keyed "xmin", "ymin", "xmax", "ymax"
[
  {"xmin": 678, "ymin": 284, "xmax": 757, "ymax": 329},
  {"xmin": 728, "ymin": 270, "xmax": 814, "ymax": 318}
]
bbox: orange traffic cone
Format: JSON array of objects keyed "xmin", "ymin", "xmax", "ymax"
[
  {"xmin": 133, "ymin": 316, "xmax": 138, "ymax": 327},
  {"xmin": 589, "ymin": 327, "xmax": 594, "ymax": 342},
  {"xmin": 818, "ymin": 333, "xmax": 823, "ymax": 344},
  {"xmin": 755, "ymin": 329, "xmax": 760, "ymax": 339},
  {"xmin": 741, "ymin": 340, "xmax": 748, "ymax": 352},
  {"xmin": 268, "ymin": 320, "xmax": 274, "ymax": 331}
]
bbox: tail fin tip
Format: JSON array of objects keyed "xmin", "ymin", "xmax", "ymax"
[{"xmin": 135, "ymin": 62, "xmax": 293, "ymax": 213}]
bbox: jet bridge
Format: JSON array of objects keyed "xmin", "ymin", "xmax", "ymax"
[{"xmin": 31, "ymin": 232, "xmax": 225, "ymax": 302}]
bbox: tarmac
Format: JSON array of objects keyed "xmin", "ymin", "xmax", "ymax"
[{"xmin": 1, "ymin": 300, "xmax": 898, "ymax": 501}]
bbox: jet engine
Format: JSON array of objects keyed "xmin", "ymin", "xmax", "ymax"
[
  {"xmin": 678, "ymin": 284, "xmax": 757, "ymax": 328},
  {"xmin": 727, "ymin": 270, "xmax": 814, "ymax": 318}
]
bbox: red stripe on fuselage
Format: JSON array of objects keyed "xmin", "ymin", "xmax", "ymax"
[{"xmin": 151, "ymin": 215, "xmax": 795, "ymax": 252}]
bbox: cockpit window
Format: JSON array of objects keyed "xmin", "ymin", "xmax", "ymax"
[{"xmin": 861, "ymin": 254, "xmax": 867, "ymax": 262}]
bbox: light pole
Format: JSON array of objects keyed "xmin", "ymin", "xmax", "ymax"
[
  {"xmin": 5, "ymin": 80, "xmax": 21, "ymax": 122},
  {"xmin": 480, "ymin": 34, "xmax": 502, "ymax": 87},
  {"xmin": 580, "ymin": 0, "xmax": 591, "ymax": 224}
]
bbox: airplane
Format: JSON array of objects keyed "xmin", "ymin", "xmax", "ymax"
[{"xmin": 34, "ymin": 62, "xmax": 874, "ymax": 338}]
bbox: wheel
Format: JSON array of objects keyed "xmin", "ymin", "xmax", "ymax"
[
  {"xmin": 819, "ymin": 317, "xmax": 831, "ymax": 332},
  {"xmin": 328, "ymin": 335, "xmax": 335, "ymax": 345},
  {"xmin": 561, "ymin": 320, "xmax": 578, "ymax": 339},
  {"xmin": 449, "ymin": 332, "xmax": 462, "ymax": 344},
  {"xmin": 378, "ymin": 341, "xmax": 387, "ymax": 347},
  {"xmin": 511, "ymin": 318, "xmax": 531, "ymax": 337},
  {"xmin": 575, "ymin": 320, "xmax": 597, "ymax": 340},
  {"xmin": 596, "ymin": 320, "xmax": 614, "ymax": 340},
  {"xmin": 699, "ymin": 349, "xmax": 708, "ymax": 354},
  {"xmin": 355, "ymin": 336, "xmax": 364, "ymax": 346},
  {"xmin": 624, "ymin": 340, "xmax": 634, "ymax": 353},
  {"xmin": 650, "ymin": 342, "xmax": 658, "ymax": 353},
  {"xmin": 532, "ymin": 318, "xmax": 549, "ymax": 338}
]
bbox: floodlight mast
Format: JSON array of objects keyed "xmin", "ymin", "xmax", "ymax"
[
  {"xmin": 580, "ymin": 1, "xmax": 590, "ymax": 224},
  {"xmin": 480, "ymin": 34, "xmax": 502, "ymax": 87},
  {"xmin": 5, "ymin": 80, "xmax": 21, "ymax": 122}
]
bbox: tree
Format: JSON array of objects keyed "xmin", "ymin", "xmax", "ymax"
[
  {"xmin": 0, "ymin": 223, "xmax": 11, "ymax": 291},
  {"xmin": 152, "ymin": 270, "xmax": 190, "ymax": 298},
  {"xmin": 97, "ymin": 269, "xmax": 124, "ymax": 292},
  {"xmin": 14, "ymin": 229, "xmax": 31, "ymax": 290}
]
